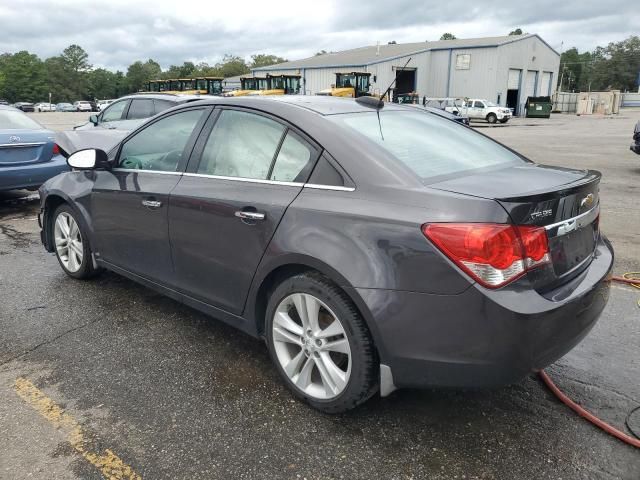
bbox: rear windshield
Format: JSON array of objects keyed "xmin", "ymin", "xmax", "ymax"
[
  {"xmin": 330, "ymin": 110, "xmax": 524, "ymax": 181},
  {"xmin": 0, "ymin": 109, "xmax": 42, "ymax": 130}
]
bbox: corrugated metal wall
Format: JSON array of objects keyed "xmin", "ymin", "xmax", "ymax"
[
  {"xmin": 495, "ymin": 36, "xmax": 560, "ymax": 110},
  {"xmin": 251, "ymin": 36, "xmax": 560, "ymax": 107}
]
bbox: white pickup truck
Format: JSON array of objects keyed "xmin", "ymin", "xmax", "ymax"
[{"xmin": 447, "ymin": 99, "xmax": 512, "ymax": 124}]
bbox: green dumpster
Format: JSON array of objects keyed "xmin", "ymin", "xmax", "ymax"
[{"xmin": 525, "ymin": 96, "xmax": 552, "ymax": 118}]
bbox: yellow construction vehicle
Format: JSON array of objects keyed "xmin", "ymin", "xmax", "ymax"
[
  {"xmin": 147, "ymin": 77, "xmax": 223, "ymax": 95},
  {"xmin": 223, "ymin": 77, "xmax": 270, "ymax": 97},
  {"xmin": 317, "ymin": 72, "xmax": 372, "ymax": 98},
  {"xmin": 247, "ymin": 74, "xmax": 302, "ymax": 95}
]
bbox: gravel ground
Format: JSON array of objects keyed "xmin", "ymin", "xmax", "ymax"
[{"xmin": 0, "ymin": 110, "xmax": 638, "ymax": 479}]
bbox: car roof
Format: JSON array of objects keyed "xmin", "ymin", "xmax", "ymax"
[
  {"xmin": 121, "ymin": 93, "xmax": 208, "ymax": 103},
  {"xmin": 184, "ymin": 95, "xmax": 410, "ymax": 116}
]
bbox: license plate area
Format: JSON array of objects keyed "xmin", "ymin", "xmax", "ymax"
[{"xmin": 548, "ymin": 225, "xmax": 596, "ymax": 277}]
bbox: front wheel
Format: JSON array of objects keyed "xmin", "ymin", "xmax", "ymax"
[
  {"xmin": 499, "ymin": 118, "xmax": 509, "ymax": 124},
  {"xmin": 486, "ymin": 113, "xmax": 497, "ymax": 124},
  {"xmin": 52, "ymin": 204, "xmax": 101, "ymax": 279},
  {"xmin": 265, "ymin": 273, "xmax": 378, "ymax": 413}
]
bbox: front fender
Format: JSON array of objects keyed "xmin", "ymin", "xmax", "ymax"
[{"xmin": 40, "ymin": 171, "xmax": 96, "ymax": 252}]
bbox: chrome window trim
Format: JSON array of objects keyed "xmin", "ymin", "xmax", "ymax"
[
  {"xmin": 304, "ymin": 183, "xmax": 356, "ymax": 192},
  {"xmin": 183, "ymin": 172, "xmax": 303, "ymax": 187},
  {"xmin": 0, "ymin": 142, "xmax": 46, "ymax": 148},
  {"xmin": 545, "ymin": 204, "xmax": 599, "ymax": 237},
  {"xmin": 112, "ymin": 168, "xmax": 183, "ymax": 176}
]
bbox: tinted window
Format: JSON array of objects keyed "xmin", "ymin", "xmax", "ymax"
[
  {"xmin": 197, "ymin": 110, "xmax": 285, "ymax": 179},
  {"xmin": 331, "ymin": 111, "xmax": 523, "ymax": 181},
  {"xmin": 153, "ymin": 99, "xmax": 175, "ymax": 114},
  {"xmin": 269, "ymin": 132, "xmax": 315, "ymax": 182},
  {"xmin": 118, "ymin": 109, "xmax": 204, "ymax": 172},
  {"xmin": 102, "ymin": 100, "xmax": 128, "ymax": 122},
  {"xmin": 473, "ymin": 101, "xmax": 485, "ymax": 108},
  {"xmin": 127, "ymin": 99, "xmax": 154, "ymax": 120},
  {"xmin": 0, "ymin": 110, "xmax": 42, "ymax": 130}
]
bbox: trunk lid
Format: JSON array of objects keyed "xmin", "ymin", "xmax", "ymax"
[
  {"xmin": 429, "ymin": 163, "xmax": 601, "ymax": 291},
  {"xmin": 0, "ymin": 129, "xmax": 55, "ymax": 166}
]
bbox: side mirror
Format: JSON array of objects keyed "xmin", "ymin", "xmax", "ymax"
[
  {"xmin": 89, "ymin": 114, "xmax": 99, "ymax": 126},
  {"xmin": 67, "ymin": 149, "xmax": 110, "ymax": 170}
]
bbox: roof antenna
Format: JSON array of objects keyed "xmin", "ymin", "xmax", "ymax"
[{"xmin": 380, "ymin": 57, "xmax": 411, "ymax": 102}]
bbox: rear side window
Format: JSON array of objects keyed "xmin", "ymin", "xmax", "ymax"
[
  {"xmin": 269, "ymin": 132, "xmax": 316, "ymax": 182},
  {"xmin": 197, "ymin": 110, "xmax": 285, "ymax": 179},
  {"xmin": 330, "ymin": 111, "xmax": 523, "ymax": 181},
  {"xmin": 153, "ymin": 99, "xmax": 175, "ymax": 114},
  {"xmin": 127, "ymin": 99, "xmax": 154, "ymax": 120},
  {"xmin": 0, "ymin": 110, "xmax": 41, "ymax": 130}
]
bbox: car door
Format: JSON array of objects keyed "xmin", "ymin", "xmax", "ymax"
[
  {"xmin": 168, "ymin": 107, "xmax": 320, "ymax": 315},
  {"xmin": 91, "ymin": 106, "xmax": 210, "ymax": 284}
]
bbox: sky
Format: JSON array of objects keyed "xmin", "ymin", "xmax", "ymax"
[{"xmin": 0, "ymin": 0, "xmax": 638, "ymax": 71}]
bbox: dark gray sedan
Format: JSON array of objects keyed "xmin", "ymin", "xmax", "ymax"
[{"xmin": 38, "ymin": 96, "xmax": 613, "ymax": 413}]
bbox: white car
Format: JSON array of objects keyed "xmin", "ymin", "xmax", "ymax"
[
  {"xmin": 458, "ymin": 99, "xmax": 512, "ymax": 124},
  {"xmin": 97, "ymin": 99, "xmax": 115, "ymax": 111},
  {"xmin": 34, "ymin": 103, "xmax": 56, "ymax": 112},
  {"xmin": 73, "ymin": 101, "xmax": 92, "ymax": 112}
]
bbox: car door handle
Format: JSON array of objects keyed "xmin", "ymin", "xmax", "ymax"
[
  {"xmin": 234, "ymin": 210, "xmax": 265, "ymax": 221},
  {"xmin": 142, "ymin": 199, "xmax": 162, "ymax": 209}
]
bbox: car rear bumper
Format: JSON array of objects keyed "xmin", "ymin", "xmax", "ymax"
[
  {"xmin": 356, "ymin": 235, "xmax": 613, "ymax": 390},
  {"xmin": 0, "ymin": 154, "xmax": 68, "ymax": 191}
]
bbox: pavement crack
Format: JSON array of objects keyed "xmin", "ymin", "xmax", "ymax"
[{"xmin": 0, "ymin": 316, "xmax": 104, "ymax": 369}]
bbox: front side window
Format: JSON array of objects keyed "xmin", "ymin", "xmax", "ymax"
[
  {"xmin": 118, "ymin": 109, "xmax": 204, "ymax": 172},
  {"xmin": 197, "ymin": 110, "xmax": 285, "ymax": 179},
  {"xmin": 127, "ymin": 99, "xmax": 154, "ymax": 120},
  {"xmin": 473, "ymin": 101, "xmax": 485, "ymax": 108},
  {"xmin": 101, "ymin": 100, "xmax": 128, "ymax": 123},
  {"xmin": 331, "ymin": 110, "xmax": 524, "ymax": 181}
]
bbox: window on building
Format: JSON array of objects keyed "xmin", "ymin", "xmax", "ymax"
[{"xmin": 455, "ymin": 54, "xmax": 471, "ymax": 70}]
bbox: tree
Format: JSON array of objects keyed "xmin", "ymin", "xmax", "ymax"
[
  {"xmin": 0, "ymin": 51, "xmax": 48, "ymax": 102},
  {"xmin": 559, "ymin": 47, "xmax": 592, "ymax": 91},
  {"xmin": 440, "ymin": 33, "xmax": 457, "ymax": 40},
  {"xmin": 162, "ymin": 61, "xmax": 196, "ymax": 80},
  {"xmin": 249, "ymin": 54, "xmax": 287, "ymax": 69},
  {"xmin": 87, "ymin": 68, "xmax": 119, "ymax": 100},
  {"xmin": 509, "ymin": 28, "xmax": 523, "ymax": 36},
  {"xmin": 60, "ymin": 44, "xmax": 91, "ymax": 99},
  {"xmin": 589, "ymin": 36, "xmax": 640, "ymax": 91},
  {"xmin": 126, "ymin": 59, "xmax": 161, "ymax": 92},
  {"xmin": 215, "ymin": 54, "xmax": 250, "ymax": 78}
]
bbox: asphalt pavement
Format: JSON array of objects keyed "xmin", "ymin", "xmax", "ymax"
[{"xmin": 0, "ymin": 111, "xmax": 638, "ymax": 479}]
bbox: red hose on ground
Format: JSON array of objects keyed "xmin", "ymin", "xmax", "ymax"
[
  {"xmin": 538, "ymin": 274, "xmax": 640, "ymax": 449},
  {"xmin": 539, "ymin": 371, "xmax": 640, "ymax": 448}
]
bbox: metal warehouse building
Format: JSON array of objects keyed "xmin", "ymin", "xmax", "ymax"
[{"xmin": 252, "ymin": 34, "xmax": 560, "ymax": 114}]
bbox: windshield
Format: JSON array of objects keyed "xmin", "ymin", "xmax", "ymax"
[
  {"xmin": 330, "ymin": 110, "xmax": 524, "ymax": 181},
  {"xmin": 0, "ymin": 109, "xmax": 42, "ymax": 130}
]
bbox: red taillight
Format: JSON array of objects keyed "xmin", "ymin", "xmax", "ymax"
[
  {"xmin": 422, "ymin": 223, "xmax": 550, "ymax": 288},
  {"xmin": 52, "ymin": 144, "xmax": 60, "ymax": 155}
]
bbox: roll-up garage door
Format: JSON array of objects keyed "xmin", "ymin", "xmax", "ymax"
[
  {"xmin": 540, "ymin": 72, "xmax": 552, "ymax": 96},
  {"xmin": 508, "ymin": 69, "xmax": 521, "ymax": 89},
  {"xmin": 524, "ymin": 70, "xmax": 538, "ymax": 98}
]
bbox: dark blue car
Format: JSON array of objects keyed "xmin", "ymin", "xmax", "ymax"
[{"xmin": 0, "ymin": 105, "xmax": 67, "ymax": 191}]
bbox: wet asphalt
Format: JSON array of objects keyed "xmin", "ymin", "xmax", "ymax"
[{"xmin": 0, "ymin": 112, "xmax": 639, "ymax": 479}]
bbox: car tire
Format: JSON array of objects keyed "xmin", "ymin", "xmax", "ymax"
[
  {"xmin": 265, "ymin": 272, "xmax": 378, "ymax": 413},
  {"xmin": 499, "ymin": 118, "xmax": 509, "ymax": 124},
  {"xmin": 487, "ymin": 113, "xmax": 497, "ymax": 124},
  {"xmin": 52, "ymin": 204, "xmax": 101, "ymax": 280}
]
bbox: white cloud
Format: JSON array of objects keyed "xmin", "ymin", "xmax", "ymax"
[{"xmin": 0, "ymin": 0, "xmax": 637, "ymax": 70}]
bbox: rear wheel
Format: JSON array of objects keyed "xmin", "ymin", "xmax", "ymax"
[
  {"xmin": 265, "ymin": 273, "xmax": 378, "ymax": 413},
  {"xmin": 486, "ymin": 113, "xmax": 497, "ymax": 124},
  {"xmin": 52, "ymin": 204, "xmax": 100, "ymax": 279}
]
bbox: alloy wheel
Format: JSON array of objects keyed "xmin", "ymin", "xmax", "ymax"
[
  {"xmin": 54, "ymin": 212, "xmax": 83, "ymax": 273},
  {"xmin": 272, "ymin": 293, "xmax": 352, "ymax": 400}
]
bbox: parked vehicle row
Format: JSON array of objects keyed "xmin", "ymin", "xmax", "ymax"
[
  {"xmin": 5, "ymin": 101, "xmax": 108, "ymax": 112},
  {"xmin": 40, "ymin": 95, "xmax": 612, "ymax": 413}
]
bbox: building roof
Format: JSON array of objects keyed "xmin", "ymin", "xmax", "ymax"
[{"xmin": 253, "ymin": 34, "xmax": 557, "ymax": 71}]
